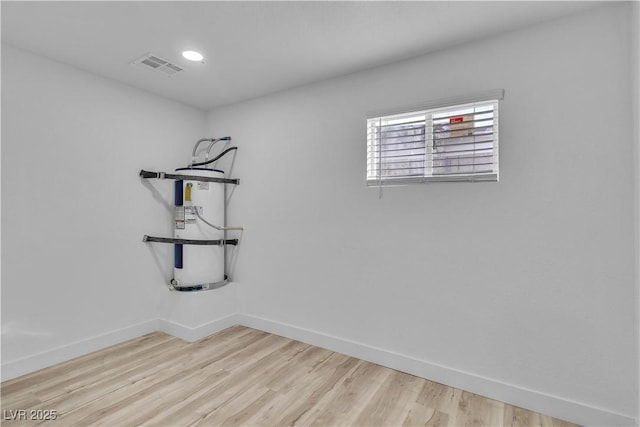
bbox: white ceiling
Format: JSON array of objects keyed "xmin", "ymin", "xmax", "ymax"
[{"xmin": 2, "ymin": 1, "xmax": 604, "ymax": 111}]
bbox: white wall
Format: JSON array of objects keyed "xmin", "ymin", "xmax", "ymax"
[
  {"xmin": 1, "ymin": 45, "xmax": 237, "ymax": 377},
  {"xmin": 209, "ymin": 4, "xmax": 637, "ymax": 424}
]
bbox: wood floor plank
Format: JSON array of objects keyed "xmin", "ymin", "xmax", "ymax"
[
  {"xmin": 239, "ymin": 355, "xmax": 354, "ymax": 427},
  {"xmin": 512, "ymin": 405, "xmax": 541, "ymax": 427},
  {"xmin": 274, "ymin": 353, "xmax": 360, "ymax": 426},
  {"xmin": 190, "ymin": 386, "xmax": 277, "ymax": 427},
  {"xmin": 135, "ymin": 339, "xmax": 305, "ymax": 427},
  {"xmin": 28, "ymin": 338, "xmax": 190, "ymax": 419},
  {"xmin": 416, "ymin": 379, "xmax": 461, "ymax": 414},
  {"xmin": 352, "ymin": 369, "xmax": 420, "ymax": 426},
  {"xmin": 240, "ymin": 388, "xmax": 312, "ymax": 427},
  {"xmin": 23, "ymin": 328, "xmax": 262, "ymax": 426},
  {"xmin": 290, "ymin": 345, "xmax": 334, "ymax": 369},
  {"xmin": 0, "ymin": 327, "xmax": 581, "ymax": 427},
  {"xmin": 218, "ymin": 388, "xmax": 279, "ymax": 427},
  {"xmin": 402, "ymin": 402, "xmax": 450, "ymax": 427},
  {"xmin": 262, "ymin": 351, "xmax": 314, "ymax": 393},
  {"xmin": 33, "ymin": 337, "xmax": 185, "ymax": 403},
  {"xmin": 302, "ymin": 360, "xmax": 391, "ymax": 426},
  {"xmin": 95, "ymin": 369, "xmax": 230, "ymax": 427},
  {"xmin": 1, "ymin": 333, "xmax": 175, "ymax": 400},
  {"xmin": 55, "ymin": 330, "xmax": 274, "ymax": 426},
  {"xmin": 183, "ymin": 340, "xmax": 311, "ymax": 427},
  {"xmin": 503, "ymin": 404, "xmax": 517, "ymax": 426},
  {"xmin": 457, "ymin": 390, "xmax": 505, "ymax": 426}
]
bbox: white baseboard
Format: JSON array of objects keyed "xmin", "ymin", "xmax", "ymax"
[
  {"xmin": 237, "ymin": 314, "xmax": 637, "ymax": 427},
  {"xmin": 0, "ymin": 315, "xmax": 238, "ymax": 382},
  {"xmin": 0, "ymin": 319, "xmax": 159, "ymax": 382},
  {"xmin": 158, "ymin": 314, "xmax": 240, "ymax": 342}
]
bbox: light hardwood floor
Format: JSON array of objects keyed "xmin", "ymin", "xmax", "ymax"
[{"xmin": 0, "ymin": 326, "xmax": 579, "ymax": 427}]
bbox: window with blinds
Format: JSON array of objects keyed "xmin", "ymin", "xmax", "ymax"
[{"xmin": 367, "ymin": 99, "xmax": 499, "ymax": 185}]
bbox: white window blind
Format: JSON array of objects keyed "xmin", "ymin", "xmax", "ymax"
[{"xmin": 367, "ymin": 99, "xmax": 499, "ymax": 185}]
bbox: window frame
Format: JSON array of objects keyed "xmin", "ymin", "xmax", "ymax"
[{"xmin": 366, "ymin": 90, "xmax": 503, "ymax": 186}]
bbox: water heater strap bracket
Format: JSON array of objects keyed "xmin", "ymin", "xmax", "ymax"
[
  {"xmin": 140, "ymin": 169, "xmax": 239, "ymax": 185},
  {"xmin": 170, "ymin": 276, "xmax": 230, "ymax": 292},
  {"xmin": 143, "ymin": 235, "xmax": 239, "ymax": 246}
]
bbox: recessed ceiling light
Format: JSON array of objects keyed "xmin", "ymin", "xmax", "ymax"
[{"xmin": 182, "ymin": 50, "xmax": 204, "ymax": 62}]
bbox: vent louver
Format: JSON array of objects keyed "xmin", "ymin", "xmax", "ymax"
[{"xmin": 130, "ymin": 53, "xmax": 183, "ymax": 77}]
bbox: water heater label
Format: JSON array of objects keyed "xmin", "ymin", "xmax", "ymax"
[
  {"xmin": 175, "ymin": 206, "xmax": 185, "ymax": 229},
  {"xmin": 197, "ymin": 182, "xmax": 209, "ymax": 190},
  {"xmin": 184, "ymin": 206, "xmax": 202, "ymax": 225}
]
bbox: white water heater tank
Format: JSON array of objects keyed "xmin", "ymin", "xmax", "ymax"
[{"xmin": 173, "ymin": 168, "xmax": 225, "ymax": 287}]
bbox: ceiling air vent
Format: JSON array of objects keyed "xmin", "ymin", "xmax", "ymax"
[{"xmin": 130, "ymin": 53, "xmax": 184, "ymax": 77}]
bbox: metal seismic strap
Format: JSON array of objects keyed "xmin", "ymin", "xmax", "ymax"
[
  {"xmin": 169, "ymin": 277, "xmax": 229, "ymax": 292},
  {"xmin": 143, "ymin": 236, "xmax": 239, "ymax": 292},
  {"xmin": 140, "ymin": 169, "xmax": 239, "ymax": 185},
  {"xmin": 142, "ymin": 235, "xmax": 239, "ymax": 246}
]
